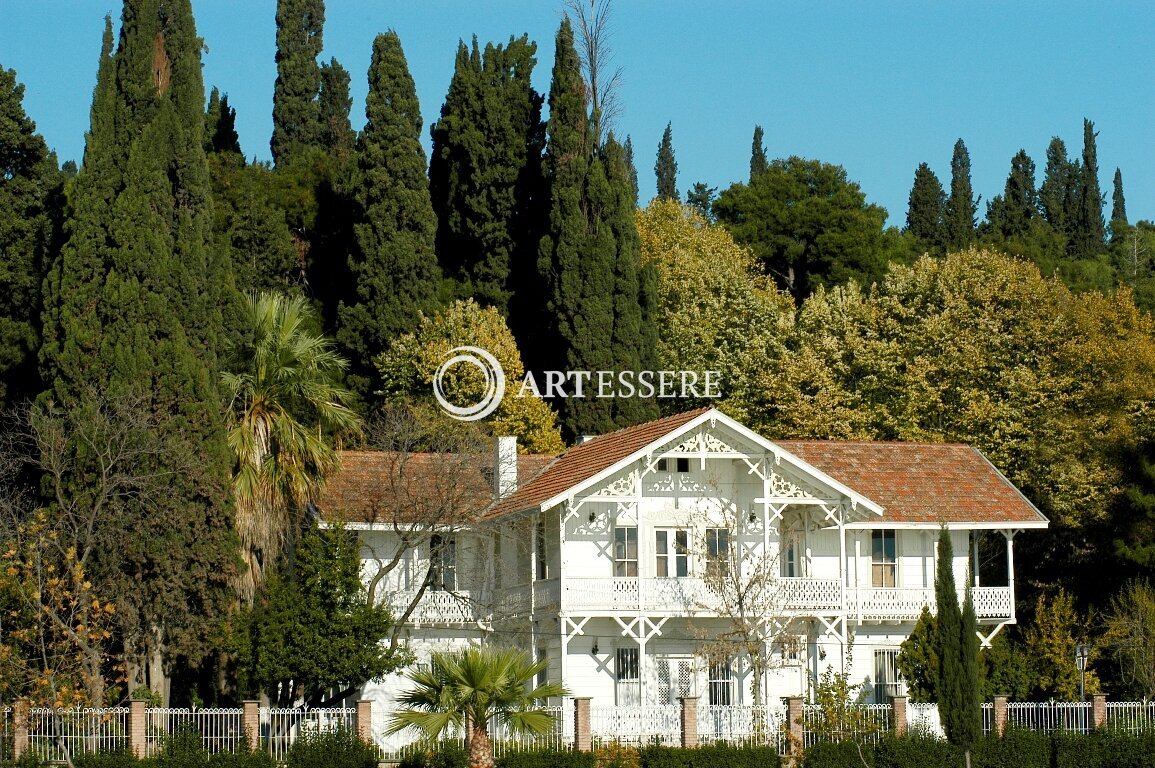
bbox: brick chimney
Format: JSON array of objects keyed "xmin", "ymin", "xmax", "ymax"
[{"xmin": 494, "ymin": 436, "xmax": 518, "ymax": 499}]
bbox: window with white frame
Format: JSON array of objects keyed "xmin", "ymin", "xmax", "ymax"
[
  {"xmin": 873, "ymin": 648, "xmax": 904, "ymax": 703},
  {"xmin": 705, "ymin": 527, "xmax": 730, "ymax": 578},
  {"xmin": 781, "ymin": 533, "xmax": 800, "ymax": 578},
  {"xmin": 871, "ymin": 530, "xmax": 896, "ymax": 587},
  {"xmin": 614, "ymin": 526, "xmax": 639, "ymax": 577},
  {"xmin": 616, "ymin": 647, "xmax": 641, "ymax": 705},
  {"xmin": 708, "ymin": 658, "xmax": 734, "ymax": 705},
  {"xmin": 655, "ymin": 529, "xmax": 689, "ymax": 577},
  {"xmin": 429, "ymin": 534, "xmax": 456, "ymax": 591},
  {"xmin": 535, "ymin": 517, "xmax": 548, "ymax": 580}
]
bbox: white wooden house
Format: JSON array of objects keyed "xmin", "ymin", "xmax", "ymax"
[{"xmin": 317, "ymin": 407, "xmax": 1046, "ymax": 737}]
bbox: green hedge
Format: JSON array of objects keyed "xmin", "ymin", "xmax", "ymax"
[
  {"xmin": 802, "ymin": 740, "xmax": 873, "ymax": 768},
  {"xmin": 1052, "ymin": 729, "xmax": 1155, "ymax": 768},
  {"xmin": 497, "ymin": 750, "xmax": 595, "ymax": 768},
  {"xmin": 971, "ymin": 727, "xmax": 1050, "ymax": 768},
  {"xmin": 284, "ymin": 726, "xmax": 377, "ymax": 768},
  {"xmin": 638, "ymin": 744, "xmax": 780, "ymax": 768}
]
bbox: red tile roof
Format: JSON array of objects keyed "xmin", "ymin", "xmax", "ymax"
[
  {"xmin": 777, "ymin": 441, "xmax": 1047, "ymax": 526},
  {"xmin": 318, "ymin": 450, "xmax": 554, "ymax": 524}
]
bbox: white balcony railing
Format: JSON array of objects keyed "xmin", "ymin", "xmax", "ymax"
[
  {"xmin": 495, "ymin": 579, "xmax": 1013, "ymax": 622},
  {"xmin": 385, "ymin": 588, "xmax": 482, "ymax": 624}
]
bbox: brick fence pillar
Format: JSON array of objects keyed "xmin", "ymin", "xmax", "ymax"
[
  {"xmin": 356, "ymin": 700, "xmax": 374, "ymax": 744},
  {"xmin": 891, "ymin": 696, "xmax": 908, "ymax": 736},
  {"xmin": 1092, "ymin": 694, "xmax": 1107, "ymax": 730},
  {"xmin": 129, "ymin": 700, "xmax": 147, "ymax": 758},
  {"xmin": 12, "ymin": 702, "xmax": 28, "ymax": 761},
  {"xmin": 993, "ymin": 696, "xmax": 1008, "ymax": 737},
  {"xmin": 243, "ymin": 700, "xmax": 260, "ymax": 752},
  {"xmin": 786, "ymin": 696, "xmax": 804, "ymax": 756},
  {"xmin": 574, "ymin": 697, "xmax": 592, "ymax": 752},
  {"xmin": 679, "ymin": 697, "xmax": 699, "ymax": 749}
]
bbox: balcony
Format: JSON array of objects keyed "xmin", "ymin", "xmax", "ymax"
[
  {"xmin": 846, "ymin": 586, "xmax": 1012, "ymax": 622},
  {"xmin": 385, "ymin": 588, "xmax": 484, "ymax": 625},
  {"xmin": 497, "ymin": 579, "xmax": 1012, "ymax": 623}
]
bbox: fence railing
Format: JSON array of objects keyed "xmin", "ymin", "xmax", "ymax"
[
  {"xmin": 590, "ymin": 704, "xmax": 680, "ymax": 746},
  {"xmin": 1107, "ymin": 701, "xmax": 1155, "ymax": 734},
  {"xmin": 800, "ymin": 702, "xmax": 890, "ymax": 748},
  {"xmin": 698, "ymin": 704, "xmax": 786, "ymax": 751},
  {"xmin": 24, "ymin": 707, "xmax": 130, "ymax": 764},
  {"xmin": 1006, "ymin": 701, "xmax": 1092, "ymax": 734},
  {"xmin": 146, "ymin": 707, "xmax": 246, "ymax": 756}
]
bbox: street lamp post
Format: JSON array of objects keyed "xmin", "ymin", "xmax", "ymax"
[{"xmin": 1075, "ymin": 643, "xmax": 1090, "ymax": 704}]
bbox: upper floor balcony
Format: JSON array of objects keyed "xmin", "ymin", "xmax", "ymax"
[{"xmin": 492, "ymin": 578, "xmax": 1013, "ymax": 624}]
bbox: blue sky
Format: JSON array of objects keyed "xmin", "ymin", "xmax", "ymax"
[{"xmin": 2, "ymin": 1, "xmax": 1153, "ymax": 228}]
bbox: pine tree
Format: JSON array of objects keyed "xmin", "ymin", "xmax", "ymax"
[
  {"xmin": 749, "ymin": 124, "xmax": 768, "ymax": 182},
  {"xmin": 906, "ymin": 162, "xmax": 945, "ymax": 252},
  {"xmin": 39, "ymin": 0, "xmax": 238, "ymax": 702},
  {"xmin": 0, "ymin": 67, "xmax": 59, "ymax": 407},
  {"xmin": 1111, "ymin": 167, "xmax": 1128, "ymax": 227},
  {"xmin": 686, "ymin": 182, "xmax": 716, "ymax": 221},
  {"xmin": 318, "ymin": 57, "xmax": 354, "ymax": 156},
  {"xmin": 1073, "ymin": 118, "xmax": 1105, "ymax": 259},
  {"xmin": 271, "ymin": 0, "xmax": 324, "ymax": 166},
  {"xmin": 943, "ymin": 139, "xmax": 976, "ymax": 250},
  {"xmin": 654, "ymin": 121, "xmax": 677, "ymax": 201},
  {"xmin": 338, "ymin": 31, "xmax": 441, "ymax": 400},
  {"xmin": 429, "ymin": 35, "xmax": 545, "ymax": 315}
]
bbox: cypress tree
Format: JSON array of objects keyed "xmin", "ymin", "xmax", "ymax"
[
  {"xmin": 958, "ymin": 572, "xmax": 982, "ymax": 755},
  {"xmin": 0, "ymin": 67, "xmax": 59, "ymax": 407},
  {"xmin": 988, "ymin": 149, "xmax": 1036, "ymax": 238},
  {"xmin": 1111, "ymin": 168, "xmax": 1127, "ymax": 228},
  {"xmin": 654, "ymin": 121, "xmax": 677, "ymax": 201},
  {"xmin": 623, "ymin": 134, "xmax": 639, "ymax": 201},
  {"xmin": 1039, "ymin": 136, "xmax": 1078, "ymax": 239},
  {"xmin": 429, "ymin": 34, "xmax": 545, "ymax": 316},
  {"xmin": 40, "ymin": 0, "xmax": 237, "ymax": 701},
  {"xmin": 271, "ymin": 0, "xmax": 324, "ymax": 166},
  {"xmin": 205, "ymin": 86, "xmax": 242, "ymax": 156},
  {"xmin": 536, "ymin": 19, "xmax": 657, "ymax": 437},
  {"xmin": 1073, "ymin": 118, "xmax": 1105, "ymax": 259},
  {"xmin": 337, "ymin": 31, "xmax": 441, "ymax": 400},
  {"xmin": 318, "ymin": 57, "xmax": 355, "ymax": 156},
  {"xmin": 936, "ymin": 527, "xmax": 979, "ymax": 754},
  {"xmin": 750, "ymin": 124, "xmax": 768, "ymax": 182},
  {"xmin": 943, "ymin": 138, "xmax": 976, "ymax": 250},
  {"xmin": 906, "ymin": 162, "xmax": 945, "ymax": 252}
]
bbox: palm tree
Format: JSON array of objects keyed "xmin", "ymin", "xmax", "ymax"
[
  {"xmin": 387, "ymin": 646, "xmax": 567, "ymax": 768},
  {"xmin": 222, "ymin": 291, "xmax": 361, "ymax": 602}
]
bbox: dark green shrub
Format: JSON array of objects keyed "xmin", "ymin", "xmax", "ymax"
[
  {"xmin": 638, "ymin": 744, "xmax": 780, "ymax": 768},
  {"xmin": 399, "ymin": 742, "xmax": 468, "ymax": 768},
  {"xmin": 802, "ymin": 740, "xmax": 873, "ymax": 768},
  {"xmin": 73, "ymin": 749, "xmax": 142, "ymax": 768},
  {"xmin": 497, "ymin": 750, "xmax": 596, "ymax": 768},
  {"xmin": 873, "ymin": 733, "xmax": 959, "ymax": 768},
  {"xmin": 1054, "ymin": 729, "xmax": 1155, "ymax": 768},
  {"xmin": 285, "ymin": 726, "xmax": 378, "ymax": 768},
  {"xmin": 207, "ymin": 740, "xmax": 275, "ymax": 768},
  {"xmin": 972, "ymin": 727, "xmax": 1050, "ymax": 768},
  {"xmin": 154, "ymin": 725, "xmax": 210, "ymax": 768}
]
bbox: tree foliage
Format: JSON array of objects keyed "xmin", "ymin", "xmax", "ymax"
[
  {"xmin": 338, "ymin": 31, "xmax": 441, "ymax": 400},
  {"xmin": 713, "ymin": 156, "xmax": 895, "ymax": 300},
  {"xmin": 232, "ymin": 522, "xmax": 403, "ymax": 706},
  {"xmin": 897, "ymin": 606, "xmax": 938, "ymax": 703},
  {"xmin": 943, "ymin": 138, "xmax": 977, "ymax": 250},
  {"xmin": 906, "ymin": 162, "xmax": 945, "ymax": 254},
  {"xmin": 1024, "ymin": 589, "xmax": 1099, "ymax": 700},
  {"xmin": 271, "ymin": 0, "xmax": 324, "ymax": 166},
  {"xmin": 1104, "ymin": 580, "xmax": 1155, "ymax": 700},
  {"xmin": 429, "ymin": 35, "xmax": 545, "ymax": 315},
  {"xmin": 376, "ymin": 299, "xmax": 564, "ymax": 454},
  {"xmin": 635, "ymin": 199, "xmax": 793, "ymax": 421},
  {"xmin": 654, "ymin": 121, "xmax": 677, "ymax": 201},
  {"xmin": 223, "ymin": 291, "xmax": 361, "ymax": 600},
  {"xmin": 0, "ymin": 67, "xmax": 59, "ymax": 408}
]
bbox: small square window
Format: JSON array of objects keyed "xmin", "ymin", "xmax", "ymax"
[
  {"xmin": 676, "ymin": 457, "xmax": 690, "ymax": 473},
  {"xmin": 656, "ymin": 458, "xmax": 668, "ymax": 472}
]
